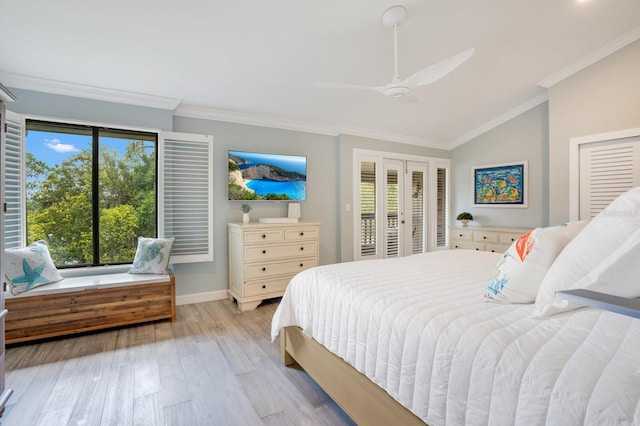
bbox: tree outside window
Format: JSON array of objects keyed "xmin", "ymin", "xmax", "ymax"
[{"xmin": 26, "ymin": 120, "xmax": 157, "ymax": 267}]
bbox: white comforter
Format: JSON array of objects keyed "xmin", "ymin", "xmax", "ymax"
[{"xmin": 271, "ymin": 250, "xmax": 640, "ymax": 426}]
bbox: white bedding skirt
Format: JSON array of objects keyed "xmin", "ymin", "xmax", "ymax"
[{"xmin": 271, "ymin": 250, "xmax": 640, "ymax": 426}]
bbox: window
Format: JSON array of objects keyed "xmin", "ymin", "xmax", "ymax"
[
  {"xmin": 3, "ymin": 113, "xmax": 214, "ymax": 268},
  {"xmin": 25, "ymin": 120, "xmax": 157, "ymax": 267}
]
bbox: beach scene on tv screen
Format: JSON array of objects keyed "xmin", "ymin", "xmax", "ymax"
[{"xmin": 228, "ymin": 150, "xmax": 307, "ymax": 200}]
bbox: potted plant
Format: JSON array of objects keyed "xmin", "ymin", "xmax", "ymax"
[
  {"xmin": 456, "ymin": 212, "xmax": 473, "ymax": 228},
  {"xmin": 241, "ymin": 202, "xmax": 252, "ymax": 224}
]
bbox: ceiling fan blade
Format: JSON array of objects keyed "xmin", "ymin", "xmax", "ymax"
[
  {"xmin": 403, "ymin": 47, "xmax": 475, "ymax": 89},
  {"xmin": 312, "ymin": 81, "xmax": 384, "ymax": 93}
]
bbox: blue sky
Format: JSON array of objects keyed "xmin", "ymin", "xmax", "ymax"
[
  {"xmin": 26, "ymin": 130, "xmax": 131, "ymax": 168},
  {"xmin": 26, "ymin": 130, "xmax": 91, "ymax": 167}
]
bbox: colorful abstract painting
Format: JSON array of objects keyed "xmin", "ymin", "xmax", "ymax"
[{"xmin": 473, "ymin": 162, "xmax": 527, "ymax": 207}]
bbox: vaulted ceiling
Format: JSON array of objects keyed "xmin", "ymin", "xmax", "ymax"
[{"xmin": 1, "ymin": 0, "xmax": 639, "ymax": 148}]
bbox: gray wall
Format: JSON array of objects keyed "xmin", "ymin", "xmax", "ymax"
[
  {"xmin": 548, "ymin": 40, "xmax": 640, "ymax": 224},
  {"xmin": 449, "ymin": 102, "xmax": 549, "ymax": 229},
  {"xmin": 172, "ymin": 116, "xmax": 338, "ymax": 297},
  {"xmin": 8, "ymin": 88, "xmax": 173, "ymax": 131}
]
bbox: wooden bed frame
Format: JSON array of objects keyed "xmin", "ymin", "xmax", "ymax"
[{"xmin": 280, "ymin": 326, "xmax": 426, "ymax": 426}]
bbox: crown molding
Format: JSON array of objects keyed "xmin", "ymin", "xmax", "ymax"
[
  {"xmin": 0, "ymin": 82, "xmax": 16, "ymax": 103},
  {"xmin": 336, "ymin": 125, "xmax": 448, "ymax": 150},
  {"xmin": 175, "ymin": 104, "xmax": 444, "ymax": 148},
  {"xmin": 449, "ymin": 92, "xmax": 549, "ymax": 149},
  {"xmin": 174, "ymin": 104, "xmax": 337, "ymax": 136},
  {"xmin": 537, "ymin": 26, "xmax": 640, "ymax": 88},
  {"xmin": 0, "ymin": 71, "xmax": 182, "ymax": 110}
]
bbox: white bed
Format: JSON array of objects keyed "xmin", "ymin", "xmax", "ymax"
[{"xmin": 271, "ymin": 250, "xmax": 640, "ymax": 426}]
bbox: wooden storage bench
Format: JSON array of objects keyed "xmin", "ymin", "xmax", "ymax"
[{"xmin": 5, "ymin": 272, "xmax": 176, "ymax": 344}]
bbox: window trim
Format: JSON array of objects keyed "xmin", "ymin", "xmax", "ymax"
[{"xmin": 26, "ymin": 118, "xmax": 160, "ymax": 267}]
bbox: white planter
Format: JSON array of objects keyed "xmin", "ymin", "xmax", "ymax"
[{"xmin": 242, "ymin": 213, "xmax": 250, "ymax": 224}]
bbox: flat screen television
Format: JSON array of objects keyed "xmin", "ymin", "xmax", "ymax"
[{"xmin": 228, "ymin": 150, "xmax": 307, "ymax": 201}]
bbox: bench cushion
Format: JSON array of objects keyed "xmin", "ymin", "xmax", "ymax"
[{"xmin": 5, "ymin": 272, "xmax": 170, "ymax": 299}]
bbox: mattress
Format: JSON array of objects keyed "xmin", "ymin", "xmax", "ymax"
[{"xmin": 271, "ymin": 250, "xmax": 640, "ymax": 426}]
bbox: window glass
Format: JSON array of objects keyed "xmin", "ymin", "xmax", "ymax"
[{"xmin": 26, "ymin": 120, "xmax": 157, "ymax": 267}]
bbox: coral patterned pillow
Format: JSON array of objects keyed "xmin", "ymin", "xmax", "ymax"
[{"xmin": 485, "ymin": 221, "xmax": 587, "ymax": 304}]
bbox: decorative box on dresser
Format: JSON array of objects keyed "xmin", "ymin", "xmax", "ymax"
[
  {"xmin": 228, "ymin": 221, "xmax": 320, "ymax": 312},
  {"xmin": 450, "ymin": 226, "xmax": 529, "ymax": 253}
]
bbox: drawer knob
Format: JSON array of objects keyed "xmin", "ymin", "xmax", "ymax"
[
  {"xmin": 262, "ymin": 285, "xmax": 266, "ymax": 289},
  {"xmin": 299, "ymin": 263, "xmax": 304, "ymax": 267},
  {"xmin": 262, "ymin": 267, "xmax": 266, "ymax": 271},
  {"xmin": 300, "ymin": 247, "xmax": 304, "ymax": 251},
  {"xmin": 300, "ymin": 232, "xmax": 304, "ymax": 236},
  {"xmin": 262, "ymin": 234, "xmax": 266, "ymax": 239},
  {"xmin": 491, "ymin": 249, "xmax": 495, "ymax": 252},
  {"xmin": 475, "ymin": 248, "xmax": 479, "ymax": 251},
  {"xmin": 511, "ymin": 238, "xmax": 515, "ymax": 241},
  {"xmin": 459, "ymin": 234, "xmax": 463, "ymax": 237},
  {"xmin": 262, "ymin": 250, "xmax": 266, "ymax": 254},
  {"xmin": 455, "ymin": 245, "xmax": 459, "ymax": 248},
  {"xmin": 483, "ymin": 236, "xmax": 486, "ymax": 239}
]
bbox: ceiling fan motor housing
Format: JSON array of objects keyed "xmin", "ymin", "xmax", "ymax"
[{"xmin": 384, "ymin": 85, "xmax": 411, "ymax": 97}]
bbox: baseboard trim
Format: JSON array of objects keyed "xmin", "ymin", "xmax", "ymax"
[{"xmin": 176, "ymin": 289, "xmax": 228, "ymax": 306}]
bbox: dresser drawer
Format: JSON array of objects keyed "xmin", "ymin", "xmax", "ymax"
[
  {"xmin": 473, "ymin": 231, "xmax": 499, "ymax": 244},
  {"xmin": 244, "ymin": 229, "xmax": 284, "ymax": 244},
  {"xmin": 244, "ymin": 241, "xmax": 318, "ymax": 261},
  {"xmin": 244, "ymin": 257, "xmax": 318, "ymax": 279},
  {"xmin": 451, "ymin": 229, "xmax": 473, "ymax": 241},
  {"xmin": 451, "ymin": 241, "xmax": 485, "ymax": 251},
  {"xmin": 485, "ymin": 243, "xmax": 509, "ymax": 253},
  {"xmin": 499, "ymin": 231, "xmax": 526, "ymax": 245},
  {"xmin": 284, "ymin": 227, "xmax": 319, "ymax": 241},
  {"xmin": 245, "ymin": 277, "xmax": 291, "ymax": 297}
]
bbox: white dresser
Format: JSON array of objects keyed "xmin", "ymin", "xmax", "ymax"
[
  {"xmin": 450, "ymin": 226, "xmax": 530, "ymax": 253},
  {"xmin": 228, "ymin": 221, "xmax": 320, "ymax": 311}
]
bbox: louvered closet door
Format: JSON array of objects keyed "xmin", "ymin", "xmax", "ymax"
[{"xmin": 579, "ymin": 136, "xmax": 640, "ymax": 219}]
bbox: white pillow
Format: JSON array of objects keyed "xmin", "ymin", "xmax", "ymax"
[
  {"xmin": 543, "ymin": 227, "xmax": 640, "ymax": 314},
  {"xmin": 534, "ymin": 186, "xmax": 640, "ymax": 316},
  {"xmin": 5, "ymin": 240, "xmax": 63, "ymax": 295},
  {"xmin": 484, "ymin": 221, "xmax": 587, "ymax": 304},
  {"xmin": 128, "ymin": 237, "xmax": 175, "ymax": 274}
]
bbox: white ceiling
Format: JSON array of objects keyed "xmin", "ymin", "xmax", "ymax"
[{"xmin": 1, "ymin": 0, "xmax": 640, "ymax": 149}]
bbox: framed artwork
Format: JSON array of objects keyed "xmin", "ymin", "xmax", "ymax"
[{"xmin": 473, "ymin": 161, "xmax": 527, "ymax": 207}]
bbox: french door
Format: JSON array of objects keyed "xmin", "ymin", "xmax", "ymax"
[{"xmin": 354, "ymin": 150, "xmax": 448, "ymax": 260}]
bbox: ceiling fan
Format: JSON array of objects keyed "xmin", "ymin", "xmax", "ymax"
[{"xmin": 313, "ymin": 5, "xmax": 474, "ymax": 100}]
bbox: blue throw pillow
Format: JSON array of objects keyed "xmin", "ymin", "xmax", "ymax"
[
  {"xmin": 5, "ymin": 240, "xmax": 63, "ymax": 295},
  {"xmin": 128, "ymin": 237, "xmax": 175, "ymax": 274}
]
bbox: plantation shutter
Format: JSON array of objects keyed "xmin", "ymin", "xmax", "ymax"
[
  {"xmin": 159, "ymin": 131, "xmax": 214, "ymax": 263},
  {"xmin": 359, "ymin": 160, "xmax": 377, "ymax": 258},
  {"xmin": 436, "ymin": 167, "xmax": 448, "ymax": 248},
  {"xmin": 4, "ymin": 110, "xmax": 24, "ymax": 249},
  {"xmin": 578, "ymin": 137, "xmax": 640, "ymax": 219},
  {"xmin": 410, "ymin": 170, "xmax": 424, "ymax": 254}
]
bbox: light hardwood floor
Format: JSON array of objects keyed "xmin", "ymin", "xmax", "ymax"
[{"xmin": 1, "ymin": 299, "xmax": 355, "ymax": 426}]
